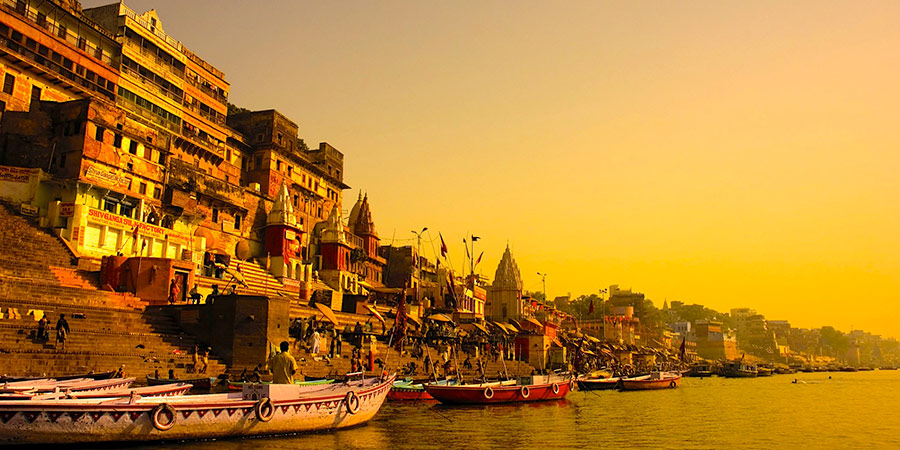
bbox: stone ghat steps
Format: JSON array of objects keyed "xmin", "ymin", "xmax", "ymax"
[
  {"xmin": 194, "ymin": 259, "xmax": 294, "ymax": 299},
  {"xmin": 0, "ymin": 300, "xmax": 189, "ymax": 336},
  {"xmin": 0, "ymin": 351, "xmax": 228, "ymax": 380},
  {"xmin": 0, "ymin": 203, "xmax": 76, "ymax": 264},
  {"xmin": 289, "ymin": 304, "xmax": 387, "ymax": 333},
  {"xmin": 0, "ymin": 277, "xmax": 146, "ymax": 311},
  {"xmin": 48, "ymin": 266, "xmax": 102, "ymax": 290}
]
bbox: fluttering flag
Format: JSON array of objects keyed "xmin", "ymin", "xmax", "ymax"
[
  {"xmin": 475, "ymin": 251, "xmax": 483, "ymax": 266},
  {"xmin": 464, "ymin": 238, "xmax": 470, "ymax": 258},
  {"xmin": 440, "ymin": 233, "xmax": 448, "ymax": 258},
  {"xmin": 132, "ymin": 223, "xmax": 140, "ymax": 239},
  {"xmin": 471, "ymin": 235, "xmax": 480, "ymax": 242}
]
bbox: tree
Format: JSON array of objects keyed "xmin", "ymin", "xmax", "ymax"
[{"xmin": 227, "ymin": 102, "xmax": 250, "ymax": 116}]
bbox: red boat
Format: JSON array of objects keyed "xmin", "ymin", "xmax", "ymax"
[
  {"xmin": 618, "ymin": 372, "xmax": 682, "ymax": 391},
  {"xmin": 387, "ymin": 379, "xmax": 458, "ymax": 401},
  {"xmin": 424, "ymin": 377, "xmax": 574, "ymax": 404}
]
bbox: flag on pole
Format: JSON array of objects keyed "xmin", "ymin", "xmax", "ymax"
[
  {"xmin": 475, "ymin": 251, "xmax": 483, "ymax": 266},
  {"xmin": 471, "ymin": 236, "xmax": 480, "ymax": 242},
  {"xmin": 464, "ymin": 238, "xmax": 470, "ymax": 258},
  {"xmin": 440, "ymin": 233, "xmax": 448, "ymax": 258},
  {"xmin": 132, "ymin": 223, "xmax": 140, "ymax": 240}
]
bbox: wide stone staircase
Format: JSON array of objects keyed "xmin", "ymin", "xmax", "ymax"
[
  {"xmin": 0, "ymin": 201, "xmax": 227, "ymax": 380},
  {"xmin": 194, "ymin": 259, "xmax": 297, "ymax": 300}
]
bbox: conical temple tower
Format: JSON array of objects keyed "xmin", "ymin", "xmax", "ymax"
[{"xmin": 487, "ymin": 245, "xmax": 523, "ymax": 321}]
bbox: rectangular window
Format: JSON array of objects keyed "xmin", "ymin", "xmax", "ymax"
[
  {"xmin": 113, "ymin": 134, "xmax": 122, "ymax": 148},
  {"xmin": 276, "ymin": 160, "xmax": 282, "ymax": 171},
  {"xmin": 153, "ymin": 187, "xmax": 161, "ymax": 199},
  {"xmin": 94, "ymin": 125, "xmax": 104, "ymax": 142},
  {"xmin": 138, "ymin": 182, "xmax": 147, "ymax": 195},
  {"xmin": 211, "ymin": 208, "xmax": 219, "ymax": 223},
  {"xmin": 234, "ymin": 215, "xmax": 241, "ymax": 230},
  {"xmin": 129, "ymin": 140, "xmax": 138, "ymax": 155},
  {"xmin": 3, "ymin": 74, "xmax": 14, "ymax": 95},
  {"xmin": 57, "ymin": 24, "xmax": 66, "ymax": 39},
  {"xmin": 143, "ymin": 147, "xmax": 152, "ymax": 160},
  {"xmin": 77, "ymin": 37, "xmax": 86, "ymax": 50},
  {"xmin": 157, "ymin": 152, "xmax": 165, "ymax": 164},
  {"xmin": 30, "ymin": 86, "xmax": 40, "ymax": 103},
  {"xmin": 102, "ymin": 198, "xmax": 118, "ymax": 214}
]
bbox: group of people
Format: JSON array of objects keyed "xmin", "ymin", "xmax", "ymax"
[{"xmin": 35, "ymin": 313, "xmax": 70, "ymax": 352}]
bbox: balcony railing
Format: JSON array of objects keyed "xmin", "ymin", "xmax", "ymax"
[
  {"xmin": 120, "ymin": 63, "xmax": 183, "ymax": 103},
  {"xmin": 0, "ymin": 0, "xmax": 116, "ymax": 65},
  {"xmin": 185, "ymin": 75, "xmax": 227, "ymax": 104},
  {"xmin": 0, "ymin": 34, "xmax": 115, "ymax": 100}
]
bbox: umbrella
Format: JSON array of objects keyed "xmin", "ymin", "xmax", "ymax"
[
  {"xmin": 426, "ymin": 314, "xmax": 452, "ymax": 322},
  {"xmin": 364, "ymin": 304, "xmax": 385, "ymax": 324},
  {"xmin": 315, "ymin": 303, "xmax": 339, "ymax": 325}
]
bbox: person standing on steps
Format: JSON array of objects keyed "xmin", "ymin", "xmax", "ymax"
[
  {"xmin": 168, "ymin": 279, "xmax": 179, "ymax": 304},
  {"xmin": 55, "ymin": 313, "xmax": 69, "ymax": 352},
  {"xmin": 36, "ymin": 315, "xmax": 49, "ymax": 341}
]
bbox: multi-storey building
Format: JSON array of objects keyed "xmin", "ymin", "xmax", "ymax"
[{"xmin": 0, "ymin": 0, "xmax": 119, "ymax": 116}]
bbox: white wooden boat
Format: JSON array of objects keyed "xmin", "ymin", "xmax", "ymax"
[
  {"xmin": 0, "ymin": 375, "xmax": 395, "ymax": 444},
  {"xmin": 0, "ymin": 378, "xmax": 134, "ymax": 398}
]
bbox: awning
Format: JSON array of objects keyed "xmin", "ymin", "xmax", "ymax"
[
  {"xmin": 315, "ymin": 303, "xmax": 339, "ymax": 325},
  {"xmin": 364, "ymin": 305, "xmax": 385, "ymax": 324},
  {"xmin": 426, "ymin": 314, "xmax": 453, "ymax": 323},
  {"xmin": 369, "ymin": 285, "xmax": 403, "ymax": 294},
  {"xmin": 487, "ymin": 321, "xmax": 508, "ymax": 334},
  {"xmin": 586, "ymin": 335, "xmax": 601, "ymax": 343},
  {"xmin": 472, "ymin": 323, "xmax": 490, "ymax": 335},
  {"xmin": 501, "ymin": 322, "xmax": 519, "ymax": 333},
  {"xmin": 525, "ymin": 318, "xmax": 544, "ymax": 329},
  {"xmin": 405, "ymin": 315, "xmax": 422, "ymax": 328}
]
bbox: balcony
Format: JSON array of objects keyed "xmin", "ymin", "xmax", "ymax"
[{"xmin": 167, "ymin": 158, "xmax": 244, "ymax": 208}]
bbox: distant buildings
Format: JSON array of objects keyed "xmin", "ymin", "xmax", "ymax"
[{"xmin": 486, "ymin": 245, "xmax": 524, "ymax": 322}]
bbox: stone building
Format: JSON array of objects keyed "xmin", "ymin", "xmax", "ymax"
[
  {"xmin": 346, "ymin": 192, "xmax": 385, "ymax": 287},
  {"xmin": 486, "ymin": 245, "xmax": 523, "ymax": 322},
  {"xmin": 0, "ymin": 0, "xmax": 119, "ymax": 117}
]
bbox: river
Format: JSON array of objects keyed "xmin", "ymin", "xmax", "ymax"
[{"xmin": 132, "ymin": 370, "xmax": 899, "ymax": 450}]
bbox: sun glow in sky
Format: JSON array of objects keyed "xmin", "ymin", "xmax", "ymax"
[{"xmin": 83, "ymin": 0, "xmax": 900, "ymax": 338}]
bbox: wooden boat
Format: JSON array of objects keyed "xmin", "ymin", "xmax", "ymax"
[
  {"xmin": 227, "ymin": 379, "xmax": 335, "ymax": 392},
  {"xmin": 757, "ymin": 367, "xmax": 774, "ymax": 377},
  {"xmin": 0, "ymin": 375, "xmax": 395, "ymax": 445},
  {"xmin": 721, "ymin": 361, "xmax": 758, "ymax": 378},
  {"xmin": 686, "ymin": 362, "xmax": 715, "ymax": 378},
  {"xmin": 618, "ymin": 372, "xmax": 681, "ymax": 390},
  {"xmin": 25, "ymin": 384, "xmax": 194, "ymax": 401},
  {"xmin": 148, "ymin": 376, "xmax": 215, "ymax": 390},
  {"xmin": 424, "ymin": 376, "xmax": 573, "ymax": 404},
  {"xmin": 0, "ymin": 371, "xmax": 115, "ymax": 383},
  {"xmin": 575, "ymin": 376, "xmax": 620, "ymax": 391},
  {"xmin": 0, "ymin": 378, "xmax": 134, "ymax": 395},
  {"xmin": 388, "ymin": 378, "xmax": 458, "ymax": 401}
]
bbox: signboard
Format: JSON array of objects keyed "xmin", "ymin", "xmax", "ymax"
[
  {"xmin": 83, "ymin": 164, "xmax": 131, "ymax": 190},
  {"xmin": 86, "ymin": 207, "xmax": 190, "ymax": 245},
  {"xmin": 59, "ymin": 202, "xmax": 75, "ymax": 217},
  {"xmin": 20, "ymin": 204, "xmax": 38, "ymax": 217},
  {"xmin": 0, "ymin": 166, "xmax": 33, "ymax": 183}
]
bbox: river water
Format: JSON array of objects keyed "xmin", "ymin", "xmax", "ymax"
[{"xmin": 134, "ymin": 370, "xmax": 899, "ymax": 450}]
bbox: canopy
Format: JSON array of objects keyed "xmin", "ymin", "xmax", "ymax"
[
  {"xmin": 487, "ymin": 321, "xmax": 508, "ymax": 334},
  {"xmin": 501, "ymin": 322, "xmax": 519, "ymax": 333},
  {"xmin": 314, "ymin": 303, "xmax": 339, "ymax": 325},
  {"xmin": 525, "ymin": 318, "xmax": 544, "ymax": 329},
  {"xmin": 472, "ymin": 323, "xmax": 490, "ymax": 335},
  {"xmin": 405, "ymin": 314, "xmax": 422, "ymax": 328},
  {"xmin": 364, "ymin": 305, "xmax": 385, "ymax": 324},
  {"xmin": 586, "ymin": 335, "xmax": 601, "ymax": 343},
  {"xmin": 426, "ymin": 314, "xmax": 453, "ymax": 323}
]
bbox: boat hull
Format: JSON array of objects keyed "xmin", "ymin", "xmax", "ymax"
[
  {"xmin": 619, "ymin": 375, "xmax": 681, "ymax": 391},
  {"xmin": 424, "ymin": 380, "xmax": 572, "ymax": 404},
  {"xmin": 576, "ymin": 378, "xmax": 619, "ymax": 391},
  {"xmin": 0, "ymin": 376, "xmax": 394, "ymax": 445}
]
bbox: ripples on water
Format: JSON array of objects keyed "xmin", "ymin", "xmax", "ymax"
[{"xmin": 135, "ymin": 371, "xmax": 900, "ymax": 450}]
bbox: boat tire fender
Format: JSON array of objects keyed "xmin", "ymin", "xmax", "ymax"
[
  {"xmin": 345, "ymin": 391, "xmax": 361, "ymax": 415},
  {"xmin": 255, "ymin": 397, "xmax": 275, "ymax": 422},
  {"xmin": 483, "ymin": 386, "xmax": 494, "ymax": 399},
  {"xmin": 519, "ymin": 385, "xmax": 530, "ymax": 398},
  {"xmin": 669, "ymin": 380, "xmax": 677, "ymax": 389},
  {"xmin": 551, "ymin": 383, "xmax": 560, "ymax": 395},
  {"xmin": 151, "ymin": 403, "xmax": 177, "ymax": 431}
]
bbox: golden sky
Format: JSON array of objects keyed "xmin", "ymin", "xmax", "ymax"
[{"xmin": 86, "ymin": 1, "xmax": 900, "ymax": 338}]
